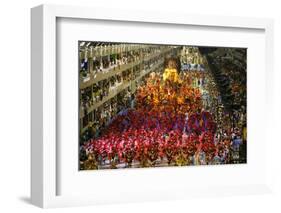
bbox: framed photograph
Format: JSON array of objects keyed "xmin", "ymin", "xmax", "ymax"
[{"xmin": 31, "ymin": 4, "xmax": 274, "ymax": 208}]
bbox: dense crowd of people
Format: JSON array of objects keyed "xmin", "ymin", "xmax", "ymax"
[{"xmin": 80, "ymin": 56, "xmax": 246, "ymax": 170}]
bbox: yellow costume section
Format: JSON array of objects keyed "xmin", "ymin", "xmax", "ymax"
[{"xmin": 163, "ymin": 68, "xmax": 180, "ymax": 83}]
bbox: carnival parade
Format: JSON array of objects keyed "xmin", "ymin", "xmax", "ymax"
[{"xmin": 79, "ymin": 43, "xmax": 247, "ymax": 170}]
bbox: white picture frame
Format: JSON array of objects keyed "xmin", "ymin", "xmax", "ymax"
[{"xmin": 31, "ymin": 4, "xmax": 274, "ymax": 208}]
